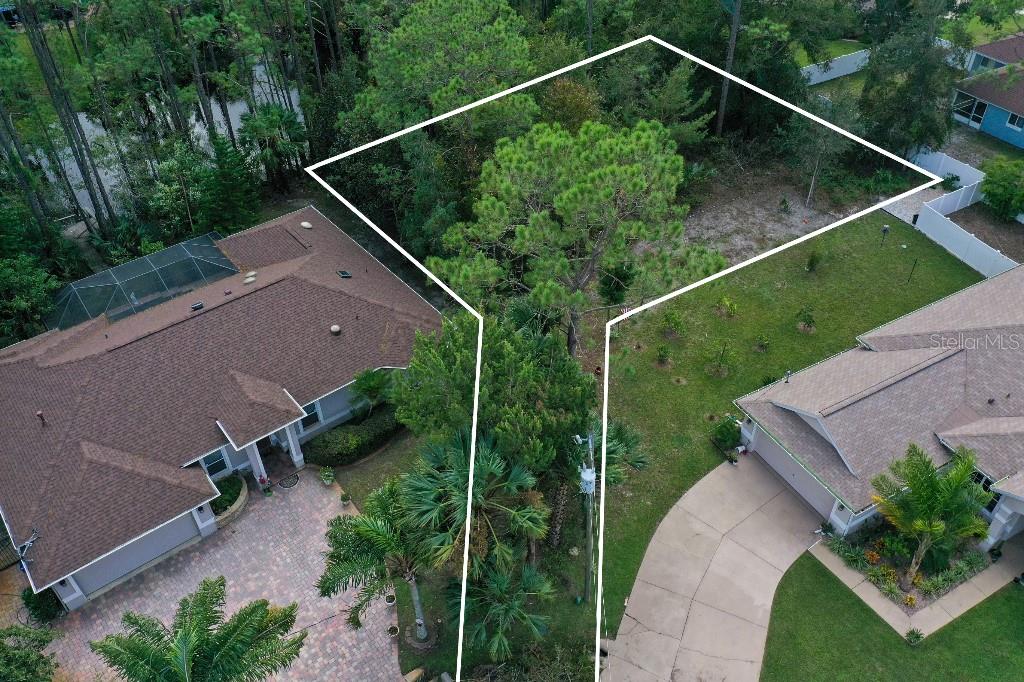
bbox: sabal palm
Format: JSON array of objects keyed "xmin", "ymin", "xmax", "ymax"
[
  {"xmin": 317, "ymin": 479, "xmax": 432, "ymax": 636},
  {"xmin": 401, "ymin": 431, "xmax": 550, "ymax": 579},
  {"xmin": 461, "ymin": 559, "xmax": 554, "ymax": 662},
  {"xmin": 89, "ymin": 576, "xmax": 305, "ymax": 682},
  {"xmin": 871, "ymin": 444, "xmax": 991, "ymax": 591}
]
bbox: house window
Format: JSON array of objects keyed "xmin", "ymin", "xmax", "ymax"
[
  {"xmin": 953, "ymin": 92, "xmax": 987, "ymax": 125},
  {"xmin": 299, "ymin": 402, "xmax": 321, "ymax": 432},
  {"xmin": 971, "ymin": 471, "xmax": 1001, "ymax": 514},
  {"xmin": 202, "ymin": 449, "xmax": 227, "ymax": 477},
  {"xmin": 1008, "ymin": 113, "xmax": 1023, "ymax": 131}
]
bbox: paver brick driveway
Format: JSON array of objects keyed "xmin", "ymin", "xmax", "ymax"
[
  {"xmin": 604, "ymin": 455, "xmax": 822, "ymax": 682},
  {"xmin": 7, "ymin": 469, "xmax": 402, "ymax": 681}
]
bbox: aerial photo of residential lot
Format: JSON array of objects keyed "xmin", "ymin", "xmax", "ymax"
[{"xmin": 2, "ymin": 1, "xmax": 1024, "ymax": 682}]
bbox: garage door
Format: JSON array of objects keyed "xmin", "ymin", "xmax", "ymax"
[
  {"xmin": 72, "ymin": 513, "xmax": 200, "ymax": 596},
  {"xmin": 751, "ymin": 427, "xmax": 835, "ymax": 519}
]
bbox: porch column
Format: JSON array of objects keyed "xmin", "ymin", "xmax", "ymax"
[
  {"xmin": 284, "ymin": 422, "xmax": 304, "ymax": 467},
  {"xmin": 246, "ymin": 442, "xmax": 268, "ymax": 483},
  {"xmin": 980, "ymin": 499, "xmax": 1019, "ymax": 551}
]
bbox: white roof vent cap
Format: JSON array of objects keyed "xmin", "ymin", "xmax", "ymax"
[
  {"xmin": 330, "ymin": 324, "xmax": 341, "ymax": 336},
  {"xmin": 300, "ymin": 221, "xmax": 313, "ymax": 229}
]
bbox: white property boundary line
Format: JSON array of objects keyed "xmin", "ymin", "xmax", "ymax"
[{"xmin": 305, "ymin": 34, "xmax": 941, "ymax": 682}]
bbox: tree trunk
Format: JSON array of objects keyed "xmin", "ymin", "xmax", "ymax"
[
  {"xmin": 548, "ymin": 481, "xmax": 571, "ymax": 549},
  {"xmin": 0, "ymin": 99, "xmax": 50, "ymax": 228},
  {"xmin": 407, "ymin": 575, "xmax": 429, "ymax": 642},
  {"xmin": 806, "ymin": 152, "xmax": 821, "ymax": 207},
  {"xmin": 305, "ymin": 0, "xmax": 324, "ymax": 91},
  {"xmin": 527, "ymin": 537, "xmax": 539, "ymax": 568},
  {"xmin": 566, "ymin": 307, "xmax": 581, "ymax": 357},
  {"xmin": 902, "ymin": 537, "xmax": 931, "ymax": 592},
  {"xmin": 192, "ymin": 44, "xmax": 216, "ymax": 135},
  {"xmin": 207, "ymin": 44, "xmax": 238, "ymax": 148},
  {"xmin": 714, "ymin": 0, "xmax": 742, "ymax": 136}
]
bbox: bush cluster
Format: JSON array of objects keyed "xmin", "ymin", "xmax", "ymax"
[
  {"xmin": 210, "ymin": 476, "xmax": 244, "ymax": 515},
  {"xmin": 305, "ymin": 405, "xmax": 401, "ymax": 467},
  {"xmin": 21, "ymin": 587, "xmax": 64, "ymax": 624},
  {"xmin": 918, "ymin": 551, "xmax": 988, "ymax": 598}
]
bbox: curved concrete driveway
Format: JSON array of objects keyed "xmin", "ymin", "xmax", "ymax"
[{"xmin": 605, "ymin": 456, "xmax": 821, "ymax": 682}]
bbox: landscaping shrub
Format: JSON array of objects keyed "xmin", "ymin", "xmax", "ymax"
[
  {"xmin": 826, "ymin": 536, "xmax": 869, "ymax": 571},
  {"xmin": 710, "ymin": 418, "xmax": 741, "ymax": 450},
  {"xmin": 21, "ymin": 588, "xmax": 64, "ymax": 624},
  {"xmin": 980, "ymin": 157, "xmax": 1024, "ymax": 221},
  {"xmin": 305, "ymin": 405, "xmax": 401, "ymax": 467},
  {"xmin": 210, "ymin": 476, "xmax": 243, "ymax": 515},
  {"xmin": 918, "ymin": 551, "xmax": 988, "ymax": 598}
]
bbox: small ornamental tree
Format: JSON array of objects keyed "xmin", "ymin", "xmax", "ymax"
[
  {"xmin": 980, "ymin": 157, "xmax": 1024, "ymax": 221},
  {"xmin": 871, "ymin": 444, "xmax": 991, "ymax": 592},
  {"xmin": 1, "ymin": 624, "xmax": 58, "ymax": 682}
]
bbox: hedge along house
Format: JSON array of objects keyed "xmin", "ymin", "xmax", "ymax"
[
  {"xmin": 953, "ymin": 34, "xmax": 1024, "ymax": 148},
  {"xmin": 736, "ymin": 266, "xmax": 1024, "ymax": 548},
  {"xmin": 0, "ymin": 206, "xmax": 440, "ymax": 610}
]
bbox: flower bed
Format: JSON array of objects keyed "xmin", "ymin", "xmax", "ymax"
[
  {"xmin": 212, "ymin": 475, "xmax": 248, "ymax": 527},
  {"xmin": 826, "ymin": 527, "xmax": 990, "ymax": 613}
]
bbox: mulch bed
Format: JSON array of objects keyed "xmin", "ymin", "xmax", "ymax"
[{"xmin": 948, "ymin": 203, "xmax": 1024, "ymax": 264}]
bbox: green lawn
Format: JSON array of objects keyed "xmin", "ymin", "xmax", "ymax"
[
  {"xmin": 763, "ymin": 553, "xmax": 1024, "ymax": 681},
  {"xmin": 602, "ymin": 212, "xmax": 983, "ymax": 637},
  {"xmin": 793, "ymin": 38, "xmax": 867, "ymax": 68},
  {"xmin": 950, "ymin": 15, "xmax": 1023, "ymax": 45},
  {"xmin": 812, "ymin": 71, "xmax": 867, "ymax": 100}
]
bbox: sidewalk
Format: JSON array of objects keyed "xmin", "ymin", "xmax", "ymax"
[{"xmin": 810, "ymin": 536, "xmax": 1024, "ymax": 637}]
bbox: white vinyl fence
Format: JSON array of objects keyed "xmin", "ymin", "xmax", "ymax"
[
  {"xmin": 910, "ymin": 151, "xmax": 985, "ymax": 186},
  {"xmin": 801, "ymin": 49, "xmax": 870, "ymax": 85}
]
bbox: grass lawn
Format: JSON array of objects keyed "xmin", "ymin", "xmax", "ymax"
[
  {"xmin": 602, "ymin": 211, "xmax": 983, "ymax": 637},
  {"xmin": 792, "ymin": 38, "xmax": 867, "ymax": 68},
  {"xmin": 950, "ymin": 15, "xmax": 1023, "ymax": 45},
  {"xmin": 762, "ymin": 553, "xmax": 1024, "ymax": 681},
  {"xmin": 812, "ymin": 71, "xmax": 867, "ymax": 100}
]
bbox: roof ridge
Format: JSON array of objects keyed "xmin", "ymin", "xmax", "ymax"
[
  {"xmin": 79, "ymin": 440, "xmax": 212, "ymax": 493},
  {"xmin": 821, "ymin": 348, "xmax": 961, "ymax": 416}
]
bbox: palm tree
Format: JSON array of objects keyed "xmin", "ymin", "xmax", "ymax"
[
  {"xmin": 317, "ymin": 479, "xmax": 433, "ymax": 641},
  {"xmin": 89, "ymin": 576, "xmax": 305, "ymax": 682},
  {"xmin": 238, "ymin": 104, "xmax": 306, "ymax": 193},
  {"xmin": 871, "ymin": 444, "xmax": 992, "ymax": 591},
  {"xmin": 461, "ymin": 559, "xmax": 554, "ymax": 662},
  {"xmin": 401, "ymin": 431, "xmax": 550, "ymax": 578}
]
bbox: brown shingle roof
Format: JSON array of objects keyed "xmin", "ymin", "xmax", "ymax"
[
  {"xmin": 0, "ymin": 207, "xmax": 441, "ymax": 589},
  {"xmin": 738, "ymin": 266, "xmax": 1024, "ymax": 511},
  {"xmin": 974, "ymin": 34, "xmax": 1024, "ymax": 65},
  {"xmin": 957, "ymin": 67, "xmax": 1024, "ymax": 117}
]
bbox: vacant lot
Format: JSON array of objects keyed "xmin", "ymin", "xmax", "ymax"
[
  {"xmin": 762, "ymin": 553, "xmax": 1024, "ymax": 681},
  {"xmin": 602, "ymin": 212, "xmax": 982, "ymax": 637}
]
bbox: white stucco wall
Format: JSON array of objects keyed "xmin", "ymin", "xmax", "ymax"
[{"xmin": 745, "ymin": 423, "xmax": 834, "ymax": 519}]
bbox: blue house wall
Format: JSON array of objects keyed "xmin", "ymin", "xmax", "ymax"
[{"xmin": 980, "ymin": 103, "xmax": 1024, "ymax": 149}]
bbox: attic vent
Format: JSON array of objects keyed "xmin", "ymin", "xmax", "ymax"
[
  {"xmin": 337, "ymin": 270, "xmax": 352, "ymax": 279},
  {"xmin": 243, "ymin": 271, "xmax": 257, "ymax": 285},
  {"xmin": 191, "ymin": 301, "xmax": 204, "ymax": 311},
  {"xmin": 300, "ymin": 221, "xmax": 313, "ymax": 229},
  {"xmin": 330, "ymin": 324, "xmax": 341, "ymax": 336}
]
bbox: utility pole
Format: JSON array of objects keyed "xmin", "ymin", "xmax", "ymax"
[
  {"xmin": 582, "ymin": 432, "xmax": 596, "ymax": 603},
  {"xmin": 715, "ymin": 0, "xmax": 742, "ymax": 136}
]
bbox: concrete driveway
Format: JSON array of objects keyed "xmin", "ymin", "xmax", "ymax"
[
  {"xmin": 604, "ymin": 456, "xmax": 822, "ymax": 681},
  {"xmin": 1, "ymin": 469, "xmax": 401, "ymax": 682}
]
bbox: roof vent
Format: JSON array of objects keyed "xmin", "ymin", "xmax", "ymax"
[
  {"xmin": 337, "ymin": 270, "xmax": 352, "ymax": 279},
  {"xmin": 300, "ymin": 221, "xmax": 313, "ymax": 229},
  {"xmin": 191, "ymin": 301, "xmax": 204, "ymax": 311},
  {"xmin": 243, "ymin": 271, "xmax": 257, "ymax": 285},
  {"xmin": 330, "ymin": 324, "xmax": 341, "ymax": 336}
]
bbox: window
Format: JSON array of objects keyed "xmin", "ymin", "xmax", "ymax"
[
  {"xmin": 1008, "ymin": 113, "xmax": 1023, "ymax": 131},
  {"xmin": 300, "ymin": 402, "xmax": 321, "ymax": 431},
  {"xmin": 202, "ymin": 449, "xmax": 227, "ymax": 476},
  {"xmin": 971, "ymin": 471, "xmax": 1001, "ymax": 514}
]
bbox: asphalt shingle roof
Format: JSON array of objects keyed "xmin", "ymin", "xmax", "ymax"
[
  {"xmin": 738, "ymin": 266, "xmax": 1024, "ymax": 511},
  {"xmin": 0, "ymin": 207, "xmax": 440, "ymax": 589}
]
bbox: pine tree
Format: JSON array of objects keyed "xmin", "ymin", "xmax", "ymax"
[{"xmin": 201, "ymin": 134, "xmax": 261, "ymax": 233}]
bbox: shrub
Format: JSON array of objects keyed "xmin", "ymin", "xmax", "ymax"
[
  {"xmin": 21, "ymin": 588, "xmax": 64, "ymax": 624},
  {"xmin": 980, "ymin": 157, "xmax": 1024, "ymax": 221},
  {"xmin": 805, "ymin": 250, "xmax": 821, "ymax": 273},
  {"xmin": 656, "ymin": 344, "xmax": 671, "ymax": 364},
  {"xmin": 797, "ymin": 305, "xmax": 816, "ymax": 330},
  {"xmin": 716, "ymin": 296, "xmax": 738, "ymax": 317},
  {"xmin": 755, "ymin": 333, "xmax": 770, "ymax": 352},
  {"xmin": 828, "ymin": 536, "xmax": 869, "ymax": 571},
  {"xmin": 711, "ymin": 418, "xmax": 741, "ymax": 450},
  {"xmin": 305, "ymin": 405, "xmax": 401, "ymax": 467},
  {"xmin": 319, "ymin": 466, "xmax": 336, "ymax": 485},
  {"xmin": 660, "ymin": 309, "xmax": 684, "ymax": 337},
  {"xmin": 879, "ymin": 580, "xmax": 903, "ymax": 602},
  {"xmin": 864, "ymin": 549, "xmax": 882, "ymax": 565},
  {"xmin": 906, "ymin": 628, "xmax": 924, "ymax": 645},
  {"xmin": 878, "ymin": 532, "xmax": 911, "ymax": 562},
  {"xmin": 941, "ymin": 173, "xmax": 960, "ymax": 191},
  {"xmin": 210, "ymin": 476, "xmax": 244, "ymax": 515},
  {"xmin": 918, "ymin": 551, "xmax": 988, "ymax": 598},
  {"xmin": 903, "ymin": 594, "xmax": 916, "ymax": 607}
]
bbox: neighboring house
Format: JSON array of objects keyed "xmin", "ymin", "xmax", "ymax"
[
  {"xmin": 953, "ymin": 34, "xmax": 1024, "ymax": 148},
  {"xmin": 0, "ymin": 207, "xmax": 441, "ymax": 610},
  {"xmin": 736, "ymin": 265, "xmax": 1024, "ymax": 551}
]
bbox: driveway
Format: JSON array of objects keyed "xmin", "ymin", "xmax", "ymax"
[
  {"xmin": 604, "ymin": 456, "xmax": 821, "ymax": 681},
  {"xmin": 3, "ymin": 470, "xmax": 401, "ymax": 681}
]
